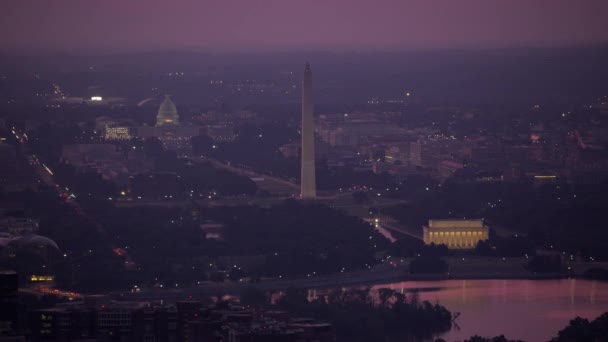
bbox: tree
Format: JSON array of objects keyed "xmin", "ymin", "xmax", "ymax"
[
  {"xmin": 276, "ymin": 287, "xmax": 452, "ymax": 342},
  {"xmin": 409, "ymin": 256, "xmax": 448, "ymax": 274},
  {"xmin": 276, "ymin": 287, "xmax": 309, "ymax": 310},
  {"xmin": 240, "ymin": 286, "xmax": 268, "ymax": 307},
  {"xmin": 191, "ymin": 134, "xmax": 214, "ymax": 155},
  {"xmin": 464, "ymin": 335, "xmax": 522, "ymax": 342},
  {"xmin": 143, "ymin": 137, "xmax": 164, "ymax": 158},
  {"xmin": 209, "ymin": 272, "xmax": 225, "ymax": 282},
  {"xmin": 352, "ymin": 191, "xmax": 370, "ymax": 204},
  {"xmin": 583, "ymin": 268, "xmax": 608, "ymax": 280},
  {"xmin": 551, "ymin": 312, "xmax": 608, "ymax": 342},
  {"xmin": 525, "ymin": 255, "xmax": 562, "ymax": 273},
  {"xmin": 389, "ymin": 239, "xmax": 449, "ymax": 258}
]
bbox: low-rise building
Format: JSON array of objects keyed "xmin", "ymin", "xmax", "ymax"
[
  {"xmin": 422, "ymin": 219, "xmax": 489, "ymax": 249},
  {"xmin": 104, "ymin": 126, "xmax": 132, "ymax": 141},
  {"xmin": 28, "ymin": 299, "xmax": 334, "ymax": 342},
  {"xmin": 0, "ymin": 217, "xmax": 39, "ymax": 234}
]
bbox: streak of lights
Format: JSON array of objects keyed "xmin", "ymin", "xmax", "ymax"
[{"xmin": 42, "ymin": 164, "xmax": 54, "ymax": 175}]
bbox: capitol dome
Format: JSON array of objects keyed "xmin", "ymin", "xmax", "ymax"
[{"xmin": 155, "ymin": 95, "xmax": 179, "ymax": 126}]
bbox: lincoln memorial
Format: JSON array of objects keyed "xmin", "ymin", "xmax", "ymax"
[{"xmin": 422, "ymin": 219, "xmax": 489, "ymax": 249}]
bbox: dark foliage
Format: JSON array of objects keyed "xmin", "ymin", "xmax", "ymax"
[
  {"xmin": 206, "ymin": 200, "xmax": 390, "ymax": 276},
  {"xmin": 583, "ymin": 268, "xmax": 608, "ymax": 281},
  {"xmin": 352, "ymin": 190, "xmax": 370, "ymax": 204},
  {"xmin": 239, "ymin": 286, "xmax": 268, "ymax": 307},
  {"xmin": 551, "ymin": 312, "xmax": 608, "ymax": 342},
  {"xmin": 78, "ymin": 199, "xmax": 389, "ymax": 288},
  {"xmin": 388, "ymin": 237, "xmax": 449, "ymax": 258},
  {"xmin": 191, "ymin": 134, "xmax": 214, "ymax": 156},
  {"xmin": 143, "ymin": 137, "xmax": 164, "ymax": 158},
  {"xmin": 385, "ymin": 181, "xmax": 608, "ymax": 260},
  {"xmin": 525, "ymin": 255, "xmax": 562, "ymax": 273},
  {"xmin": 4, "ymin": 189, "xmax": 131, "ymax": 292},
  {"xmin": 410, "ymin": 256, "xmax": 449, "ymax": 274},
  {"xmin": 464, "ymin": 335, "xmax": 523, "ymax": 342},
  {"xmin": 130, "ymin": 160, "xmax": 258, "ymax": 198},
  {"xmin": 474, "ymin": 235, "xmax": 536, "ymax": 258},
  {"xmin": 277, "ymin": 287, "xmax": 452, "ymax": 342}
]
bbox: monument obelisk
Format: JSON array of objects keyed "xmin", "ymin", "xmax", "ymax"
[{"xmin": 301, "ymin": 63, "xmax": 316, "ymax": 198}]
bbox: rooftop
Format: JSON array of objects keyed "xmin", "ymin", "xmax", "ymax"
[{"xmin": 428, "ymin": 219, "xmax": 484, "ymax": 228}]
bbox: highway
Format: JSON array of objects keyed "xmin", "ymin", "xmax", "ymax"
[
  {"xmin": 115, "ymin": 256, "xmax": 608, "ymax": 301},
  {"xmin": 10, "ymin": 126, "xmax": 138, "ymax": 271},
  {"xmin": 117, "ymin": 262, "xmax": 407, "ymax": 300}
]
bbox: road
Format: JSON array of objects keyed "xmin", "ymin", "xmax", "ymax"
[
  {"xmin": 202, "ymin": 157, "xmax": 300, "ymax": 195},
  {"xmin": 20, "ymin": 285, "xmax": 82, "ymax": 300},
  {"xmin": 11, "ymin": 127, "xmax": 138, "ymax": 271},
  {"xmin": 200, "ymin": 157, "xmax": 420, "ymax": 244},
  {"xmin": 117, "ymin": 262, "xmax": 407, "ymax": 300},
  {"xmin": 376, "ymin": 215, "xmax": 423, "ymax": 240},
  {"xmin": 115, "ymin": 256, "xmax": 608, "ymax": 301}
]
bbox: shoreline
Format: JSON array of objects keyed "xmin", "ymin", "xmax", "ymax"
[{"xmin": 114, "ymin": 260, "xmax": 608, "ymax": 301}]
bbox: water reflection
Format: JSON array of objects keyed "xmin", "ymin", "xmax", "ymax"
[
  {"xmin": 361, "ymin": 279, "xmax": 608, "ymax": 341},
  {"xmin": 461, "ymin": 280, "xmax": 466, "ymax": 305}
]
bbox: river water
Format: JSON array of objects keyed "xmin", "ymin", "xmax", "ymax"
[{"xmin": 368, "ymin": 279, "xmax": 608, "ymax": 342}]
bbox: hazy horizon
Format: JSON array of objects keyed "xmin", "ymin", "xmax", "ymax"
[
  {"xmin": 4, "ymin": 43, "xmax": 608, "ymax": 58},
  {"xmin": 2, "ymin": 0, "xmax": 608, "ymax": 54}
]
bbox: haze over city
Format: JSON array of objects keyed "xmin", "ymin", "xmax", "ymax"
[
  {"xmin": 2, "ymin": 0, "xmax": 608, "ymax": 53},
  {"xmin": 1, "ymin": 1, "xmax": 608, "ymax": 342}
]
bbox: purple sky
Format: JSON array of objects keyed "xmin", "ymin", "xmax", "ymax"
[{"xmin": 1, "ymin": 0, "xmax": 608, "ymax": 53}]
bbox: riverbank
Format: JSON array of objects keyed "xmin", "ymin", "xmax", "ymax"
[{"xmin": 114, "ymin": 256, "xmax": 608, "ymax": 301}]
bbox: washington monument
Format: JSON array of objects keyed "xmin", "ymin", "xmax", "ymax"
[{"xmin": 301, "ymin": 63, "xmax": 316, "ymax": 198}]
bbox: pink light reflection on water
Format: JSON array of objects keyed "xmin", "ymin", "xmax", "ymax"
[{"xmin": 370, "ymin": 279, "xmax": 608, "ymax": 342}]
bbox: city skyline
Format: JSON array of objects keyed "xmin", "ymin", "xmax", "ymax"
[{"xmin": 2, "ymin": 2, "xmax": 608, "ymax": 341}]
